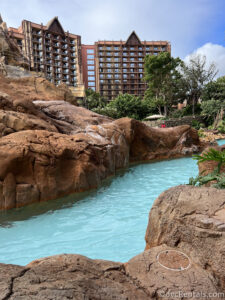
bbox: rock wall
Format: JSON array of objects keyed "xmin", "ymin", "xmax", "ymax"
[{"xmin": 0, "ymin": 93, "xmax": 206, "ymax": 210}]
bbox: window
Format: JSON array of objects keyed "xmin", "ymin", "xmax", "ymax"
[
  {"xmin": 139, "ymin": 47, "xmax": 142, "ymax": 50},
  {"xmin": 138, "ymin": 52, "xmax": 142, "ymax": 56},
  {"xmin": 100, "ymin": 58, "xmax": 103, "ymax": 62},
  {"xmin": 115, "ymin": 69, "xmax": 119, "ymax": 72},
  {"xmin": 139, "ymin": 69, "xmax": 143, "ymax": 72},
  {"xmin": 114, "ymin": 46, "xmax": 119, "ymax": 50},
  {"xmin": 88, "ymin": 82, "xmax": 95, "ymax": 86},
  {"xmin": 107, "ymin": 52, "xmax": 111, "ymax": 56},
  {"xmin": 130, "ymin": 52, "xmax": 134, "ymax": 56},
  {"xmin": 115, "ymin": 63, "xmax": 119, "ymax": 67},
  {"xmin": 154, "ymin": 47, "xmax": 158, "ymax": 50},
  {"xmin": 130, "ymin": 47, "xmax": 134, "ymax": 50},
  {"xmin": 130, "ymin": 63, "xmax": 135, "ymax": 67},
  {"xmin": 123, "ymin": 74, "xmax": 127, "ymax": 78},
  {"xmin": 87, "ymin": 49, "xmax": 94, "ymax": 54},
  {"xmin": 100, "ymin": 74, "xmax": 104, "ymax": 78},
  {"xmin": 107, "ymin": 69, "xmax": 111, "ymax": 73},
  {"xmin": 123, "ymin": 69, "xmax": 127, "ymax": 72},
  {"xmin": 123, "ymin": 58, "xmax": 127, "ymax": 61},
  {"xmin": 90, "ymin": 87, "xmax": 95, "ymax": 91},
  {"xmin": 162, "ymin": 46, "xmax": 166, "ymax": 51},
  {"xmin": 154, "ymin": 52, "xmax": 158, "ymax": 55},
  {"xmin": 138, "ymin": 63, "xmax": 143, "ymax": 67},
  {"xmin": 138, "ymin": 58, "xmax": 142, "ymax": 61},
  {"xmin": 130, "ymin": 58, "xmax": 134, "ymax": 61},
  {"xmin": 139, "ymin": 74, "xmax": 143, "ymax": 78},
  {"xmin": 107, "ymin": 46, "xmax": 111, "ymax": 50},
  {"xmin": 99, "ymin": 52, "xmax": 103, "ymax": 56},
  {"xmin": 107, "ymin": 58, "xmax": 111, "ymax": 61},
  {"xmin": 87, "ymin": 60, "xmax": 94, "ymax": 65},
  {"xmin": 100, "ymin": 80, "xmax": 104, "ymax": 83},
  {"xmin": 88, "ymin": 76, "xmax": 95, "ymax": 81},
  {"xmin": 99, "ymin": 63, "xmax": 103, "ymax": 67},
  {"xmin": 88, "ymin": 66, "xmax": 94, "ymax": 70},
  {"xmin": 114, "ymin": 52, "xmax": 119, "ymax": 56},
  {"xmin": 107, "ymin": 63, "xmax": 111, "ymax": 67},
  {"xmin": 146, "ymin": 47, "xmax": 150, "ymax": 50},
  {"xmin": 114, "ymin": 58, "xmax": 119, "ymax": 62},
  {"xmin": 87, "ymin": 55, "xmax": 94, "ymax": 59},
  {"xmin": 107, "ymin": 74, "xmax": 112, "ymax": 78},
  {"xmin": 123, "ymin": 52, "xmax": 127, "ymax": 56},
  {"xmin": 115, "ymin": 74, "xmax": 119, "ymax": 79},
  {"xmin": 123, "ymin": 63, "xmax": 127, "ymax": 67},
  {"xmin": 130, "ymin": 68, "xmax": 134, "ymax": 72},
  {"xmin": 88, "ymin": 71, "xmax": 95, "ymax": 75},
  {"xmin": 99, "ymin": 46, "xmax": 103, "ymax": 50}
]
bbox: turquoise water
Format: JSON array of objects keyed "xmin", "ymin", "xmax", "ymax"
[{"xmin": 0, "ymin": 139, "xmax": 224, "ymax": 266}]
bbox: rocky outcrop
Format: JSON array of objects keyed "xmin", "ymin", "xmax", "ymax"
[
  {"xmin": 1, "ymin": 185, "xmax": 225, "ymax": 299},
  {"xmin": 145, "ymin": 185, "xmax": 225, "ymax": 291},
  {"xmin": 0, "ymin": 16, "xmax": 29, "ymax": 68},
  {"xmin": 198, "ymin": 144, "xmax": 225, "ymax": 176},
  {"xmin": 0, "ymin": 105, "xmax": 204, "ymax": 210},
  {"xmin": 0, "ymin": 76, "xmax": 77, "ymax": 104}
]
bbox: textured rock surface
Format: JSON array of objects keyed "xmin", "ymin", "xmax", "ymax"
[
  {"xmin": 0, "ymin": 75, "xmax": 77, "ymax": 104},
  {"xmin": 0, "ymin": 113, "xmax": 204, "ymax": 210},
  {"xmin": 198, "ymin": 144, "xmax": 225, "ymax": 176},
  {"xmin": 145, "ymin": 185, "xmax": 225, "ymax": 290}
]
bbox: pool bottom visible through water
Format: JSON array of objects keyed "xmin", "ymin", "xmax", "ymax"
[{"xmin": 0, "ymin": 139, "xmax": 225, "ymax": 266}]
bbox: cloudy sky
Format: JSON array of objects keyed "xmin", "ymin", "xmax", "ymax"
[{"xmin": 1, "ymin": 0, "xmax": 225, "ymax": 76}]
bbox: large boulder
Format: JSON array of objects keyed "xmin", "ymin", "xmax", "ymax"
[
  {"xmin": 145, "ymin": 185, "xmax": 225, "ymax": 290},
  {"xmin": 0, "ymin": 248, "xmax": 220, "ymax": 300},
  {"xmin": 0, "ymin": 115, "xmax": 204, "ymax": 210}
]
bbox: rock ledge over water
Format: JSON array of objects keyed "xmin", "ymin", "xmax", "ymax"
[{"xmin": 0, "ymin": 93, "xmax": 205, "ymax": 210}]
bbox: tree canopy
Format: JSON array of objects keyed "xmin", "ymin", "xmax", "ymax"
[{"xmin": 143, "ymin": 52, "xmax": 183, "ymax": 116}]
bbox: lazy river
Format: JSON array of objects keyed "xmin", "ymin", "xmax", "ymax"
[{"xmin": 0, "ymin": 139, "xmax": 225, "ymax": 266}]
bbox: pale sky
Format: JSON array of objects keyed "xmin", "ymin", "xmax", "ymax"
[{"xmin": 1, "ymin": 0, "xmax": 225, "ymax": 76}]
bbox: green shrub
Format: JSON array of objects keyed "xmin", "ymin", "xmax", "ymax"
[
  {"xmin": 217, "ymin": 120, "xmax": 225, "ymax": 134},
  {"xmin": 198, "ymin": 129, "xmax": 205, "ymax": 137},
  {"xmin": 191, "ymin": 120, "xmax": 201, "ymax": 130}
]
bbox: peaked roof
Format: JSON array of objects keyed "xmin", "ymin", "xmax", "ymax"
[
  {"xmin": 125, "ymin": 31, "xmax": 142, "ymax": 46},
  {"xmin": 46, "ymin": 17, "xmax": 65, "ymax": 35}
]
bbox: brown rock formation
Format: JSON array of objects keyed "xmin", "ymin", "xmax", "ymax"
[
  {"xmin": 198, "ymin": 144, "xmax": 225, "ymax": 176},
  {"xmin": 0, "ymin": 107, "xmax": 204, "ymax": 210},
  {"xmin": 145, "ymin": 185, "xmax": 225, "ymax": 291},
  {"xmin": 0, "ymin": 76, "xmax": 77, "ymax": 104}
]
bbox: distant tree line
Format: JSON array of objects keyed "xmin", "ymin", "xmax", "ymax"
[{"xmin": 80, "ymin": 52, "xmax": 224, "ymax": 124}]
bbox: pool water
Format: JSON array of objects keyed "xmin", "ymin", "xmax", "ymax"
[{"xmin": 0, "ymin": 139, "xmax": 224, "ymax": 266}]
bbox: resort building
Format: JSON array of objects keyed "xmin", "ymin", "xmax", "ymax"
[
  {"xmin": 82, "ymin": 31, "xmax": 171, "ymax": 100},
  {"xmin": 8, "ymin": 17, "xmax": 84, "ymax": 96},
  {"xmin": 81, "ymin": 45, "xmax": 97, "ymax": 91}
]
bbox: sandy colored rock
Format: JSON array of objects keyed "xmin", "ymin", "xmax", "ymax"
[
  {"xmin": 198, "ymin": 144, "xmax": 225, "ymax": 176},
  {"xmin": 3, "ymin": 173, "xmax": 16, "ymax": 209},
  {"xmin": 145, "ymin": 185, "xmax": 225, "ymax": 290},
  {"xmin": 0, "ymin": 110, "xmax": 58, "ymax": 137},
  {"xmin": 0, "ymin": 75, "xmax": 77, "ymax": 104}
]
